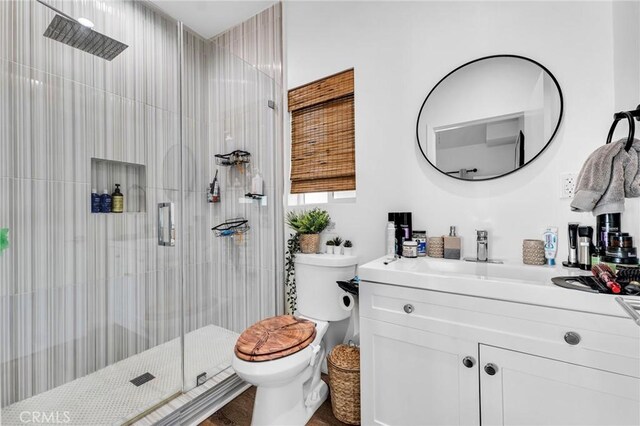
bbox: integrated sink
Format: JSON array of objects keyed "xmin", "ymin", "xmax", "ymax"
[{"xmin": 370, "ymin": 256, "xmax": 584, "ymax": 286}]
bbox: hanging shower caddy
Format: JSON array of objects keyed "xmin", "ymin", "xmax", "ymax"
[
  {"xmin": 215, "ymin": 150, "xmax": 251, "ymax": 166},
  {"xmin": 212, "ymin": 218, "xmax": 250, "ymax": 237}
]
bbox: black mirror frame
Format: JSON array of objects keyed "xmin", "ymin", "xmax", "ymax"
[{"xmin": 416, "ymin": 54, "xmax": 564, "ymax": 182}]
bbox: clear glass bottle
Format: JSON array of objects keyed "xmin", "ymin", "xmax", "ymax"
[{"xmin": 386, "ymin": 221, "xmax": 396, "ymax": 259}]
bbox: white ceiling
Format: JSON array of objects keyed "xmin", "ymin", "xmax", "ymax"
[{"xmin": 149, "ymin": 0, "xmax": 276, "ymax": 39}]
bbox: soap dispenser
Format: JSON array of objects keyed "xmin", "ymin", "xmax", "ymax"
[
  {"xmin": 444, "ymin": 226, "xmax": 461, "ymax": 259},
  {"xmin": 112, "ymin": 184, "xmax": 124, "ymax": 213}
]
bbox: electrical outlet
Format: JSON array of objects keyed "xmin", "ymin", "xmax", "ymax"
[{"xmin": 560, "ymin": 173, "xmax": 577, "ymax": 199}]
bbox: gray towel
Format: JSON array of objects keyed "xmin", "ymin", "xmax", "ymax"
[{"xmin": 571, "ymin": 138, "xmax": 640, "ymax": 215}]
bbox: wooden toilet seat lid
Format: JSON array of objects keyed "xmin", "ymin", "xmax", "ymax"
[{"xmin": 235, "ymin": 315, "xmax": 317, "ymax": 362}]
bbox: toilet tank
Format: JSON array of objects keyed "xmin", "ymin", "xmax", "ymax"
[{"xmin": 295, "ymin": 254, "xmax": 357, "ymax": 321}]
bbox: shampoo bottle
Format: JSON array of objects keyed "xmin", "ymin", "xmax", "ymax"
[
  {"xmin": 112, "ymin": 184, "xmax": 124, "ymax": 213},
  {"xmin": 100, "ymin": 189, "xmax": 112, "ymax": 213},
  {"xmin": 91, "ymin": 188, "xmax": 101, "ymax": 213}
]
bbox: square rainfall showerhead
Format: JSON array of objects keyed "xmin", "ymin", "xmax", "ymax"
[{"xmin": 44, "ymin": 14, "xmax": 128, "ymax": 61}]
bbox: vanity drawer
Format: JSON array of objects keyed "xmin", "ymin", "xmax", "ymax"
[{"xmin": 360, "ymin": 281, "xmax": 640, "ymax": 377}]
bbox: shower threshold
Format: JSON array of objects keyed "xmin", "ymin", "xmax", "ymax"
[{"xmin": 1, "ymin": 325, "xmax": 239, "ymax": 426}]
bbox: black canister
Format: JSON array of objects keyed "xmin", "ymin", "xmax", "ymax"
[
  {"xmin": 388, "ymin": 212, "xmax": 412, "ymax": 257},
  {"xmin": 596, "ymin": 213, "xmax": 621, "ymax": 256}
]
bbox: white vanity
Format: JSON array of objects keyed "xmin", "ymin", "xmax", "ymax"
[{"xmin": 358, "ymin": 257, "xmax": 640, "ymax": 426}]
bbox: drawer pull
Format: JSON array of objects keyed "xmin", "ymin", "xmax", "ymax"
[
  {"xmin": 462, "ymin": 356, "xmax": 475, "ymax": 368},
  {"xmin": 403, "ymin": 304, "xmax": 414, "ymax": 314},
  {"xmin": 564, "ymin": 331, "xmax": 581, "ymax": 345},
  {"xmin": 484, "ymin": 363, "xmax": 498, "ymax": 376}
]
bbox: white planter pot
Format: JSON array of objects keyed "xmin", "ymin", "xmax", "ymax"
[
  {"xmin": 343, "ymin": 247, "xmax": 353, "ymax": 256},
  {"xmin": 326, "ymin": 246, "xmax": 334, "ymax": 254},
  {"xmin": 336, "ymin": 245, "xmax": 343, "ymax": 255}
]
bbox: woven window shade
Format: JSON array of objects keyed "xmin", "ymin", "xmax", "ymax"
[{"xmin": 288, "ymin": 69, "xmax": 355, "ymax": 194}]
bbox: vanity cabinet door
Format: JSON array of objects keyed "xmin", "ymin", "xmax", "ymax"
[
  {"xmin": 360, "ymin": 318, "xmax": 479, "ymax": 425},
  {"xmin": 480, "ymin": 345, "xmax": 640, "ymax": 426}
]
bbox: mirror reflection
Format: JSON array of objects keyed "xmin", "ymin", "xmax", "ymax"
[{"xmin": 417, "ymin": 55, "xmax": 563, "ymax": 180}]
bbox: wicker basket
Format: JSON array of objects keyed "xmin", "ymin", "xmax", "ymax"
[
  {"xmin": 327, "ymin": 344, "xmax": 361, "ymax": 425},
  {"xmin": 299, "ymin": 233, "xmax": 320, "ymax": 254}
]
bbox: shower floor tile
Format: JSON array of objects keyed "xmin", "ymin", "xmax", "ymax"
[{"xmin": 1, "ymin": 324, "xmax": 239, "ymax": 426}]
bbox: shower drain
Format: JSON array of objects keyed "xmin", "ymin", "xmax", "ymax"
[{"xmin": 130, "ymin": 372, "xmax": 155, "ymax": 387}]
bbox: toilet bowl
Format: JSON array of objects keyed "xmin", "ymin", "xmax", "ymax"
[
  {"xmin": 233, "ymin": 319, "xmax": 329, "ymax": 425},
  {"xmin": 232, "ymin": 254, "xmax": 357, "ymax": 425}
]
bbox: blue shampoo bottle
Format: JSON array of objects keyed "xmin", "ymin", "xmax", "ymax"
[{"xmin": 100, "ymin": 189, "xmax": 112, "ymax": 213}]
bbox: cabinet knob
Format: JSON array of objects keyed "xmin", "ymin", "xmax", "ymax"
[
  {"xmin": 484, "ymin": 363, "xmax": 498, "ymax": 376},
  {"xmin": 462, "ymin": 356, "xmax": 475, "ymax": 368},
  {"xmin": 403, "ymin": 304, "xmax": 414, "ymax": 314},
  {"xmin": 564, "ymin": 331, "xmax": 581, "ymax": 345}
]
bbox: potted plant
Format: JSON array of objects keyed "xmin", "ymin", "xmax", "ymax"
[
  {"xmin": 286, "ymin": 208, "xmax": 330, "ymax": 254},
  {"xmin": 332, "ymin": 236, "xmax": 344, "ymax": 255},
  {"xmin": 343, "ymin": 240, "xmax": 353, "ymax": 256},
  {"xmin": 326, "ymin": 240, "xmax": 335, "ymax": 254}
]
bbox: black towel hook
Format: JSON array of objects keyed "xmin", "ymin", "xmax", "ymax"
[{"xmin": 606, "ymin": 105, "xmax": 640, "ymax": 152}]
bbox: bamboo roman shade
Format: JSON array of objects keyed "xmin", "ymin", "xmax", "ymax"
[{"xmin": 288, "ymin": 69, "xmax": 355, "ymax": 194}]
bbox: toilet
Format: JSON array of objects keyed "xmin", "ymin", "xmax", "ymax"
[{"xmin": 232, "ymin": 254, "xmax": 358, "ymax": 425}]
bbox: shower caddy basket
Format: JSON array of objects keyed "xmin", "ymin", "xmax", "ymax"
[{"xmin": 327, "ymin": 343, "xmax": 361, "ymax": 425}]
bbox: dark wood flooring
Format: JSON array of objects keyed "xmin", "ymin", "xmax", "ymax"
[{"xmin": 201, "ymin": 376, "xmax": 348, "ymax": 426}]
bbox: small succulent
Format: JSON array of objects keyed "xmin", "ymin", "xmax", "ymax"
[
  {"xmin": 344, "ymin": 240, "xmax": 353, "ymax": 248},
  {"xmin": 326, "ymin": 240, "xmax": 335, "ymax": 246},
  {"xmin": 286, "ymin": 208, "xmax": 331, "ymax": 234},
  {"xmin": 331, "ymin": 236, "xmax": 343, "ymax": 247}
]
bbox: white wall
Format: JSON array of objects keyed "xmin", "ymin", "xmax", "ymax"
[{"xmin": 284, "ymin": 1, "xmax": 640, "ymax": 264}]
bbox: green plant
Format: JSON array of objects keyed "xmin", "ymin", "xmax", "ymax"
[
  {"xmin": 286, "ymin": 208, "xmax": 330, "ymax": 234},
  {"xmin": 344, "ymin": 240, "xmax": 353, "ymax": 248},
  {"xmin": 326, "ymin": 240, "xmax": 335, "ymax": 246},
  {"xmin": 285, "ymin": 233, "xmax": 300, "ymax": 314},
  {"xmin": 331, "ymin": 236, "xmax": 343, "ymax": 247}
]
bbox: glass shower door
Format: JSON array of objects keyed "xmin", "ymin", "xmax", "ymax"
[{"xmin": 180, "ymin": 35, "xmax": 281, "ymax": 393}]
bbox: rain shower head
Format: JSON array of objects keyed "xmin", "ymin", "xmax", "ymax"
[{"xmin": 37, "ymin": 0, "xmax": 128, "ymax": 61}]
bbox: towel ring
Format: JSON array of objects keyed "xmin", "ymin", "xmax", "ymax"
[{"xmin": 606, "ymin": 111, "xmax": 635, "ymax": 152}]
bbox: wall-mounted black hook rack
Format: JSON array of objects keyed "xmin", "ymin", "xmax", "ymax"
[
  {"xmin": 607, "ymin": 105, "xmax": 640, "ymax": 152},
  {"xmin": 244, "ymin": 193, "xmax": 264, "ymax": 200}
]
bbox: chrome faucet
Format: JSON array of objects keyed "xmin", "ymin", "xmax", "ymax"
[
  {"xmin": 476, "ymin": 230, "xmax": 488, "ymax": 262},
  {"xmin": 463, "ymin": 230, "xmax": 502, "ymax": 263}
]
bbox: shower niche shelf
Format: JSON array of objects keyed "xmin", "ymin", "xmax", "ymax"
[{"xmin": 91, "ymin": 158, "xmax": 146, "ymax": 213}]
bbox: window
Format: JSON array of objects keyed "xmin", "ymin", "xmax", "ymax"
[
  {"xmin": 287, "ymin": 190, "xmax": 356, "ymax": 206},
  {"xmin": 288, "ymin": 69, "xmax": 355, "ymax": 194}
]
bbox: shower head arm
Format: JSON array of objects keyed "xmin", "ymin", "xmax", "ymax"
[{"xmin": 36, "ymin": 0, "xmax": 80, "ymax": 24}]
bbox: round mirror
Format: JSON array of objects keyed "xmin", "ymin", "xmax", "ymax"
[{"xmin": 416, "ymin": 55, "xmax": 563, "ymax": 181}]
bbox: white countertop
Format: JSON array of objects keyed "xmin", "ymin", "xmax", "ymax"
[{"xmin": 359, "ymin": 256, "xmax": 640, "ymax": 318}]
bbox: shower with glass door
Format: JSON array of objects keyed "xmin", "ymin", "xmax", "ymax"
[{"xmin": 0, "ymin": 0, "xmax": 284, "ymax": 423}]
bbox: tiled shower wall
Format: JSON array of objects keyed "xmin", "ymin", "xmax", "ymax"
[{"xmin": 0, "ymin": 0, "xmax": 283, "ymax": 407}]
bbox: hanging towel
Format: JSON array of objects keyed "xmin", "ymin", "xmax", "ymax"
[{"xmin": 571, "ymin": 138, "xmax": 640, "ymax": 215}]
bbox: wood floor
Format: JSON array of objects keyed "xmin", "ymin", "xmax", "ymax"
[{"xmin": 200, "ymin": 376, "xmax": 348, "ymax": 426}]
